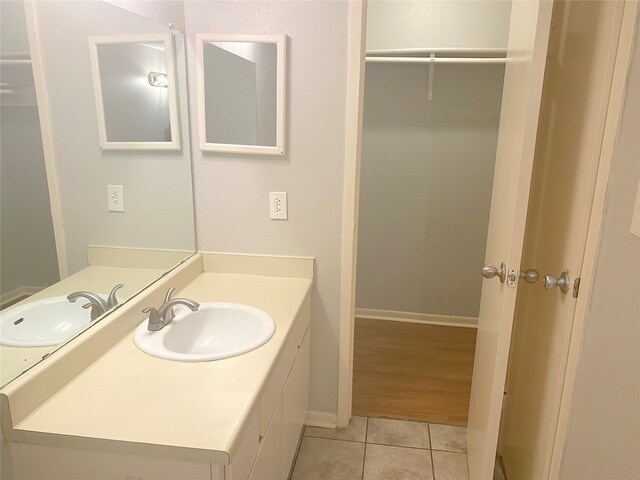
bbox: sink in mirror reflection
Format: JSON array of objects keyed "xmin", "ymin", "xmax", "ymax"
[
  {"xmin": 0, "ymin": 0, "xmax": 196, "ymax": 387},
  {"xmin": 134, "ymin": 303, "xmax": 276, "ymax": 362},
  {"xmin": 1, "ymin": 294, "xmax": 114, "ymax": 347}
]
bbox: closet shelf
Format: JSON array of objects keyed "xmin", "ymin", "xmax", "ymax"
[{"xmin": 365, "ymin": 47, "xmax": 507, "ymax": 65}]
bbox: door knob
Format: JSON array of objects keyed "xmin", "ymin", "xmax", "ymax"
[
  {"xmin": 482, "ymin": 263, "xmax": 506, "ymax": 283},
  {"xmin": 543, "ymin": 270, "xmax": 571, "ymax": 294},
  {"xmin": 519, "ymin": 268, "xmax": 539, "ymax": 284}
]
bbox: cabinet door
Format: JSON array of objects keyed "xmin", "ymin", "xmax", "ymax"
[
  {"xmin": 281, "ymin": 332, "xmax": 309, "ymax": 475},
  {"xmin": 10, "ymin": 443, "xmax": 214, "ymax": 480},
  {"xmin": 249, "ymin": 398, "xmax": 283, "ymax": 480}
]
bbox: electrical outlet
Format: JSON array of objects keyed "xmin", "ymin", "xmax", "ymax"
[
  {"xmin": 107, "ymin": 184, "xmax": 124, "ymax": 212},
  {"xmin": 269, "ymin": 192, "xmax": 287, "ymax": 220}
]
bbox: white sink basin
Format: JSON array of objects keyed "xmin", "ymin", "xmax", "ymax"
[
  {"xmin": 0, "ymin": 296, "xmax": 104, "ymax": 347},
  {"xmin": 133, "ymin": 302, "xmax": 276, "ymax": 362}
]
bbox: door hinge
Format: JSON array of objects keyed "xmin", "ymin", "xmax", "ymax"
[{"xmin": 573, "ymin": 277, "xmax": 581, "ymax": 298}]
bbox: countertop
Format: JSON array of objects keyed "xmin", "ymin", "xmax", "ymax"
[{"xmin": 10, "ymin": 271, "xmax": 312, "ymax": 465}]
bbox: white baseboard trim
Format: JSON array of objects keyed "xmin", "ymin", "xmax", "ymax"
[
  {"xmin": 0, "ymin": 286, "xmax": 43, "ymax": 306},
  {"xmin": 355, "ymin": 308, "xmax": 478, "ymax": 328},
  {"xmin": 305, "ymin": 410, "xmax": 338, "ymax": 428}
]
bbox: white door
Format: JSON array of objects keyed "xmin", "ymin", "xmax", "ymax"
[
  {"xmin": 466, "ymin": 1, "xmax": 553, "ymax": 479},
  {"xmin": 498, "ymin": 1, "xmax": 629, "ymax": 478}
]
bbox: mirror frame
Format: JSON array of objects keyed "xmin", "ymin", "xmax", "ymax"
[
  {"xmin": 88, "ymin": 33, "xmax": 181, "ymax": 150},
  {"xmin": 196, "ymin": 33, "xmax": 287, "ymax": 156}
]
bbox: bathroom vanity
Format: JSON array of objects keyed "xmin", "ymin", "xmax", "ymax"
[{"xmin": 1, "ymin": 253, "xmax": 313, "ymax": 480}]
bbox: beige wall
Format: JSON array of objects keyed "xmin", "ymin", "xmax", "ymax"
[
  {"xmin": 366, "ymin": 0, "xmax": 511, "ymax": 51},
  {"xmin": 184, "ymin": 1, "xmax": 349, "ymax": 416},
  {"xmin": 356, "ymin": 64, "xmax": 504, "ymax": 317},
  {"xmin": 356, "ymin": 2, "xmax": 510, "ymax": 317},
  {"xmin": 559, "ymin": 20, "xmax": 640, "ymax": 480}
]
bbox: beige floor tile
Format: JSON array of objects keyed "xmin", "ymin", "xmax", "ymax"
[
  {"xmin": 432, "ymin": 451, "xmax": 469, "ymax": 480},
  {"xmin": 304, "ymin": 415, "xmax": 367, "ymax": 442},
  {"xmin": 364, "ymin": 444, "xmax": 433, "ymax": 480},
  {"xmin": 429, "ymin": 423, "xmax": 467, "ymax": 453},
  {"xmin": 367, "ymin": 417, "xmax": 430, "ymax": 449},
  {"xmin": 291, "ymin": 437, "xmax": 365, "ymax": 480}
]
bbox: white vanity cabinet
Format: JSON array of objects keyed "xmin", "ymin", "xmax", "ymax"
[
  {"xmin": 9, "ymin": 292, "xmax": 311, "ymax": 480},
  {"xmin": 10, "ymin": 444, "xmax": 221, "ymax": 480}
]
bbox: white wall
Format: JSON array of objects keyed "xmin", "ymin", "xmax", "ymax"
[
  {"xmin": 356, "ymin": 64, "xmax": 504, "ymax": 318},
  {"xmin": 366, "ymin": 0, "xmax": 511, "ymax": 51},
  {"xmin": 34, "ymin": 0, "xmax": 195, "ymax": 275},
  {"xmin": 559, "ymin": 21, "xmax": 640, "ymax": 480},
  {"xmin": 356, "ymin": 2, "xmax": 509, "ymax": 318},
  {"xmin": 0, "ymin": 107, "xmax": 59, "ymax": 296},
  {"xmin": 184, "ymin": 0, "xmax": 349, "ymax": 415},
  {"xmin": 103, "ymin": 0, "xmax": 185, "ymax": 33}
]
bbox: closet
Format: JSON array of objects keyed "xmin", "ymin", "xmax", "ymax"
[
  {"xmin": 0, "ymin": 1, "xmax": 59, "ymax": 309},
  {"xmin": 353, "ymin": 1, "xmax": 511, "ymax": 426}
]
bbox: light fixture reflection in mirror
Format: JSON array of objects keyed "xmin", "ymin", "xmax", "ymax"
[{"xmin": 148, "ymin": 71, "xmax": 169, "ymax": 88}]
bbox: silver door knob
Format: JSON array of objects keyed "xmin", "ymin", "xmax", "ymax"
[
  {"xmin": 520, "ymin": 268, "xmax": 539, "ymax": 284},
  {"xmin": 543, "ymin": 270, "xmax": 571, "ymax": 294},
  {"xmin": 482, "ymin": 263, "xmax": 506, "ymax": 283}
]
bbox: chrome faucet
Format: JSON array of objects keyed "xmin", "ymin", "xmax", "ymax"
[
  {"xmin": 67, "ymin": 283, "xmax": 124, "ymax": 321},
  {"xmin": 142, "ymin": 287, "xmax": 199, "ymax": 332}
]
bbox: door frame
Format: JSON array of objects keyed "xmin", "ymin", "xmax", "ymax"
[
  {"xmin": 547, "ymin": 1, "xmax": 639, "ymax": 476},
  {"xmin": 23, "ymin": 1, "xmax": 69, "ymax": 279},
  {"xmin": 337, "ymin": 0, "xmax": 367, "ymax": 428}
]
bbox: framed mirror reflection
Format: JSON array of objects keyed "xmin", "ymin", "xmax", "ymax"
[
  {"xmin": 196, "ymin": 33, "xmax": 286, "ymax": 155},
  {"xmin": 88, "ymin": 34, "xmax": 181, "ymax": 150}
]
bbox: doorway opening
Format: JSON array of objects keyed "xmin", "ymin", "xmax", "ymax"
[{"xmin": 351, "ymin": 1, "xmax": 510, "ymax": 427}]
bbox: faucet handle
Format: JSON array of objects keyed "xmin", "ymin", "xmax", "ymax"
[{"xmin": 107, "ymin": 283, "xmax": 124, "ymax": 308}]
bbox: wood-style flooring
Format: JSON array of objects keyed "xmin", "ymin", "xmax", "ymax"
[{"xmin": 352, "ymin": 318, "xmax": 477, "ymax": 427}]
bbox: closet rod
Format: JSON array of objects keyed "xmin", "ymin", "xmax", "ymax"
[
  {"xmin": 0, "ymin": 60, "xmax": 32, "ymax": 66},
  {"xmin": 366, "ymin": 56, "xmax": 507, "ymax": 64}
]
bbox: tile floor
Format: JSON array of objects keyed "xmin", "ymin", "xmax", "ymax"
[{"xmin": 290, "ymin": 416, "xmax": 472, "ymax": 480}]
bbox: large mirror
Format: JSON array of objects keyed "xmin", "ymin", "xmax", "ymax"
[
  {"xmin": 88, "ymin": 34, "xmax": 181, "ymax": 150},
  {"xmin": 0, "ymin": 0, "xmax": 196, "ymax": 387},
  {"xmin": 196, "ymin": 34, "xmax": 286, "ymax": 155}
]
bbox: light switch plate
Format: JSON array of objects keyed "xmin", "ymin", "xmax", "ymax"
[
  {"xmin": 269, "ymin": 192, "xmax": 287, "ymax": 220},
  {"xmin": 107, "ymin": 184, "xmax": 124, "ymax": 212}
]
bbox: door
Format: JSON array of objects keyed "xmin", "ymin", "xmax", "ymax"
[
  {"xmin": 498, "ymin": 1, "xmax": 627, "ymax": 478},
  {"xmin": 466, "ymin": 1, "xmax": 553, "ymax": 479}
]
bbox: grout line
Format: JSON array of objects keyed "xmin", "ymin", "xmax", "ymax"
[
  {"xmin": 303, "ymin": 434, "xmax": 365, "ymax": 443},
  {"xmin": 428, "ymin": 423, "xmax": 436, "ymax": 480},
  {"xmin": 362, "ymin": 419, "xmax": 368, "ymax": 480},
  {"xmin": 431, "ymin": 448, "xmax": 468, "ymax": 454},
  {"xmin": 365, "ymin": 441, "xmax": 432, "ymax": 451},
  {"xmin": 365, "ymin": 416, "xmax": 369, "ymax": 443}
]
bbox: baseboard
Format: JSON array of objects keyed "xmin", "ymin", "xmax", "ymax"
[
  {"xmin": 305, "ymin": 410, "xmax": 338, "ymax": 428},
  {"xmin": 0, "ymin": 286, "xmax": 42, "ymax": 306},
  {"xmin": 355, "ymin": 308, "xmax": 478, "ymax": 328}
]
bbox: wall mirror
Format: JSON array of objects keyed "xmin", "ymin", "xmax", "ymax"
[
  {"xmin": 88, "ymin": 34, "xmax": 181, "ymax": 150},
  {"xmin": 0, "ymin": 0, "xmax": 196, "ymax": 388},
  {"xmin": 196, "ymin": 34, "xmax": 286, "ymax": 155}
]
